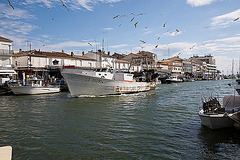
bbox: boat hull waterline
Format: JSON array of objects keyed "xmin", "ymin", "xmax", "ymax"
[
  {"xmin": 198, "ymin": 110, "xmax": 234, "ymax": 129},
  {"xmin": 10, "ymin": 86, "xmax": 60, "ymax": 95},
  {"xmin": 61, "ymin": 70, "xmax": 156, "ymax": 97}
]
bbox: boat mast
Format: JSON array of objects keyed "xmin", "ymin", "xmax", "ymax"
[
  {"xmin": 100, "ymin": 39, "xmax": 104, "ymax": 70},
  {"xmin": 232, "ymin": 59, "xmax": 234, "ymax": 78}
]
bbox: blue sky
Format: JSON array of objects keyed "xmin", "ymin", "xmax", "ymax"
[{"xmin": 1, "ymin": 0, "xmax": 240, "ymax": 75}]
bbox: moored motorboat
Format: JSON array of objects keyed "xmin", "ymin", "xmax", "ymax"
[
  {"xmin": 61, "ymin": 68, "xmax": 157, "ymax": 97},
  {"xmin": 198, "ymin": 95, "xmax": 240, "ymax": 129},
  {"xmin": 166, "ymin": 74, "xmax": 183, "ymax": 83},
  {"xmin": 9, "ymin": 75, "xmax": 60, "ymax": 95}
]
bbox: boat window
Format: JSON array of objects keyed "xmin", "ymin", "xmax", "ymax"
[
  {"xmin": 104, "ymin": 74, "xmax": 107, "ymax": 76},
  {"xmin": 99, "ymin": 74, "xmax": 101, "ymax": 76}
]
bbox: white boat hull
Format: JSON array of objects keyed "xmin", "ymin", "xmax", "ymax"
[
  {"xmin": 198, "ymin": 110, "xmax": 234, "ymax": 129},
  {"xmin": 61, "ymin": 69, "xmax": 155, "ymax": 96},
  {"xmin": 10, "ymin": 86, "xmax": 60, "ymax": 95}
]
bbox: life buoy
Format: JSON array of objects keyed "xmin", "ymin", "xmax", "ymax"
[{"xmin": 101, "ymin": 76, "xmax": 105, "ymax": 78}]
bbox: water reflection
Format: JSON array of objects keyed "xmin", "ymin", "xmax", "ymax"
[{"xmin": 198, "ymin": 126, "xmax": 240, "ymax": 159}]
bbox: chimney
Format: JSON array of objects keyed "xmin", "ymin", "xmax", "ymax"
[
  {"xmin": 108, "ymin": 51, "xmax": 110, "ymax": 55},
  {"xmin": 62, "ymin": 50, "xmax": 64, "ymax": 53},
  {"xmin": 19, "ymin": 49, "xmax": 22, "ymax": 53},
  {"xmin": 71, "ymin": 52, "xmax": 74, "ymax": 56},
  {"xmin": 82, "ymin": 51, "xmax": 84, "ymax": 55}
]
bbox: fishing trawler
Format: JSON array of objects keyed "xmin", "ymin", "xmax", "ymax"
[{"xmin": 61, "ymin": 68, "xmax": 157, "ymax": 97}]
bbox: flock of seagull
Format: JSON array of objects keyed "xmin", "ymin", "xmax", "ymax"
[
  {"xmin": 6, "ymin": 0, "xmax": 240, "ymax": 52},
  {"xmin": 112, "ymin": 12, "xmax": 182, "ymax": 49}
]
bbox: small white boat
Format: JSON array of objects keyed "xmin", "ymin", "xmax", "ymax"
[
  {"xmin": 198, "ymin": 110, "xmax": 234, "ymax": 129},
  {"xmin": 166, "ymin": 74, "xmax": 183, "ymax": 83},
  {"xmin": 9, "ymin": 75, "xmax": 60, "ymax": 95},
  {"xmin": 61, "ymin": 68, "xmax": 156, "ymax": 97},
  {"xmin": 198, "ymin": 95, "xmax": 240, "ymax": 129}
]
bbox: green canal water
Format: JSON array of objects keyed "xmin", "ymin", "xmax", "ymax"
[{"xmin": 1, "ymin": 79, "xmax": 240, "ymax": 159}]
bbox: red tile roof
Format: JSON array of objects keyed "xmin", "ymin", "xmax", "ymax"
[
  {"xmin": 13, "ymin": 50, "xmax": 96, "ymax": 61},
  {"xmin": 116, "ymin": 59, "xmax": 130, "ymax": 63},
  {"xmin": 0, "ymin": 36, "xmax": 13, "ymax": 42}
]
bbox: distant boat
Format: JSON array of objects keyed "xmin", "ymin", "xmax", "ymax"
[
  {"xmin": 9, "ymin": 74, "xmax": 60, "ymax": 95},
  {"xmin": 61, "ymin": 68, "xmax": 157, "ymax": 97},
  {"xmin": 166, "ymin": 74, "xmax": 183, "ymax": 83}
]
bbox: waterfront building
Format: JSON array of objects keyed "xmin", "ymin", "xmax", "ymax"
[
  {"xmin": 0, "ymin": 36, "xmax": 16, "ymax": 88},
  {"xmin": 137, "ymin": 51, "xmax": 158, "ymax": 68},
  {"xmin": 156, "ymin": 60, "xmax": 169, "ymax": 71},
  {"xmin": 112, "ymin": 52, "xmax": 126, "ymax": 59},
  {"xmin": 12, "ymin": 49, "xmax": 97, "ymax": 78},
  {"xmin": 115, "ymin": 59, "xmax": 130, "ymax": 72},
  {"xmin": 182, "ymin": 59, "xmax": 192, "ymax": 74},
  {"xmin": 189, "ymin": 54, "xmax": 217, "ymax": 79},
  {"xmin": 83, "ymin": 51, "xmax": 116, "ymax": 69},
  {"xmin": 0, "ymin": 36, "xmax": 14, "ymax": 67},
  {"xmin": 121, "ymin": 53, "xmax": 153, "ymax": 70},
  {"xmin": 164, "ymin": 56, "xmax": 183, "ymax": 74}
]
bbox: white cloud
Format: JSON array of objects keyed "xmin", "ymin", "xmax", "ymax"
[
  {"xmin": 109, "ymin": 44, "xmax": 131, "ymax": 49},
  {"xmin": 186, "ymin": 0, "xmax": 218, "ymax": 7},
  {"xmin": 211, "ymin": 9, "xmax": 240, "ymax": 28},
  {"xmin": 164, "ymin": 30, "xmax": 182, "ymax": 37},
  {"xmin": 103, "ymin": 28, "xmax": 114, "ymax": 31},
  {"xmin": 46, "ymin": 41, "xmax": 99, "ymax": 50},
  {"xmin": 0, "ymin": 20, "xmax": 37, "ymax": 35},
  {"xmin": 21, "ymin": 0, "xmax": 122, "ymax": 11},
  {"xmin": 215, "ymin": 56, "xmax": 239, "ymax": 74},
  {"xmin": 0, "ymin": 4, "xmax": 36, "ymax": 20}
]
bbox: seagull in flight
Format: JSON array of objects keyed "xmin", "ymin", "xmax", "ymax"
[
  {"xmin": 140, "ymin": 40, "xmax": 146, "ymax": 44},
  {"xmin": 155, "ymin": 45, "xmax": 158, "ymax": 48},
  {"xmin": 190, "ymin": 45, "xmax": 195, "ymax": 49},
  {"xmin": 163, "ymin": 21, "xmax": 168, "ymax": 27},
  {"xmin": 137, "ymin": 13, "xmax": 146, "ymax": 16},
  {"xmin": 113, "ymin": 15, "xmax": 120, "ymax": 19},
  {"xmin": 157, "ymin": 36, "xmax": 160, "ymax": 40},
  {"xmin": 88, "ymin": 42, "xmax": 92, "ymax": 46},
  {"xmin": 234, "ymin": 17, "xmax": 239, "ymax": 22},
  {"xmin": 7, "ymin": 0, "xmax": 14, "ymax": 9},
  {"xmin": 120, "ymin": 15, "xmax": 127, "ymax": 17},
  {"xmin": 134, "ymin": 22, "xmax": 138, "ymax": 28},
  {"xmin": 131, "ymin": 13, "xmax": 135, "ymax": 16},
  {"xmin": 60, "ymin": 0, "xmax": 69, "ymax": 11},
  {"xmin": 130, "ymin": 17, "xmax": 135, "ymax": 22}
]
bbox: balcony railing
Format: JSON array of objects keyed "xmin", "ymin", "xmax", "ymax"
[{"xmin": 0, "ymin": 49, "xmax": 14, "ymax": 55}]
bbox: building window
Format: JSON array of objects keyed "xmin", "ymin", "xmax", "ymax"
[{"xmin": 53, "ymin": 59, "xmax": 59, "ymax": 65}]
